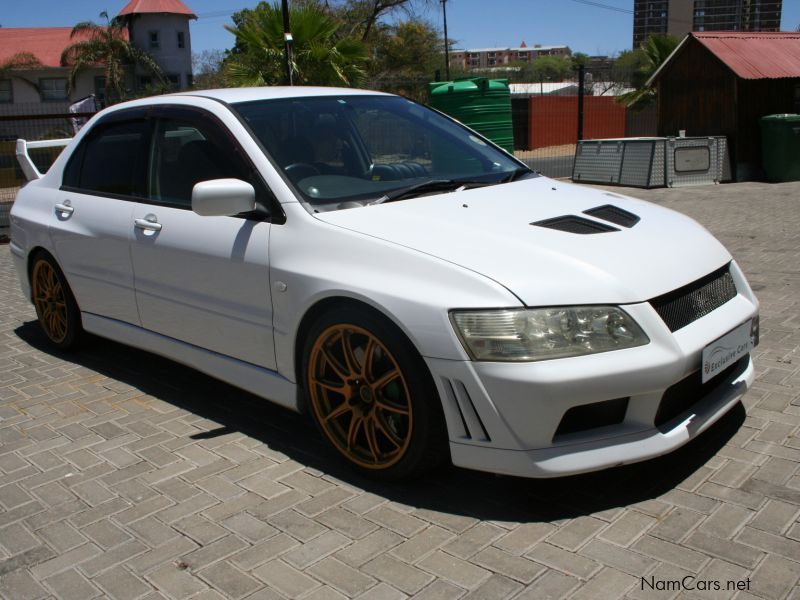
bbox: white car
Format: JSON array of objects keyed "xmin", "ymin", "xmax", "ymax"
[{"xmin": 11, "ymin": 87, "xmax": 758, "ymax": 480}]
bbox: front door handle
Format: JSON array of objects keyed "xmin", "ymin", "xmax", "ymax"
[
  {"xmin": 54, "ymin": 201, "xmax": 74, "ymax": 215},
  {"xmin": 134, "ymin": 214, "xmax": 162, "ymax": 232}
]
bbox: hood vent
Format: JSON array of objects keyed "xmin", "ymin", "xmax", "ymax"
[
  {"xmin": 531, "ymin": 215, "xmax": 619, "ymax": 234},
  {"xmin": 583, "ymin": 204, "xmax": 640, "ymax": 228}
]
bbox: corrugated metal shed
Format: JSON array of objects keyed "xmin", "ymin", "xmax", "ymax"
[
  {"xmin": 650, "ymin": 32, "xmax": 800, "ymax": 85},
  {"xmin": 694, "ymin": 32, "xmax": 800, "ymax": 80}
]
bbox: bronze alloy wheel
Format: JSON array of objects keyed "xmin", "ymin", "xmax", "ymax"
[
  {"xmin": 308, "ymin": 324, "xmax": 413, "ymax": 469},
  {"xmin": 32, "ymin": 259, "xmax": 69, "ymax": 344}
]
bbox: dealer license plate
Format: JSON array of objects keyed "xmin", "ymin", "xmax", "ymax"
[{"xmin": 701, "ymin": 317, "xmax": 758, "ymax": 383}]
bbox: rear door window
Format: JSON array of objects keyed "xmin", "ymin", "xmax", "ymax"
[{"xmin": 64, "ymin": 118, "xmax": 150, "ymax": 197}]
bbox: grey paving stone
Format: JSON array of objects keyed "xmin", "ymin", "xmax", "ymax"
[
  {"xmin": 198, "ymin": 560, "xmax": 263, "ymax": 600},
  {"xmin": 461, "ymin": 573, "xmax": 521, "ymax": 600},
  {"xmin": 335, "ymin": 529, "xmax": 404, "ymax": 568},
  {"xmin": 93, "ymin": 565, "xmax": 153, "ymax": 600},
  {"xmin": 282, "ymin": 530, "xmax": 350, "ymax": 570},
  {"xmin": 146, "ymin": 563, "xmax": 208, "ymax": 599},
  {"xmin": 252, "ymin": 559, "xmax": 320, "ymax": 598},
  {"xmin": 42, "ymin": 567, "xmax": 100, "ymax": 599},
  {"xmin": 306, "ymin": 557, "xmax": 377, "ymax": 597},
  {"xmin": 418, "ymin": 551, "xmax": 490, "ymax": 589},
  {"xmin": 362, "ymin": 554, "xmax": 434, "ymax": 594}
]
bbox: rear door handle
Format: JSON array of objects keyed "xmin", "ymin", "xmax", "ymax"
[
  {"xmin": 54, "ymin": 201, "xmax": 74, "ymax": 215},
  {"xmin": 134, "ymin": 215, "xmax": 162, "ymax": 232}
]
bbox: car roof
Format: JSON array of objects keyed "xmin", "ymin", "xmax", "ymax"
[{"xmin": 175, "ymin": 86, "xmax": 392, "ymax": 104}]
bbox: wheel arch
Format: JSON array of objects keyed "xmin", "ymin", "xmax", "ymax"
[
  {"xmin": 293, "ymin": 295, "xmax": 434, "ymax": 414},
  {"xmin": 26, "ymin": 246, "xmax": 58, "ymax": 300}
]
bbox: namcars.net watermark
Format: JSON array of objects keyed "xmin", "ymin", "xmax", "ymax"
[{"xmin": 642, "ymin": 576, "xmax": 751, "ymax": 593}]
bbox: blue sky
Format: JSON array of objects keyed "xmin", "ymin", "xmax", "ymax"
[{"xmin": 3, "ymin": 0, "xmax": 800, "ymax": 57}]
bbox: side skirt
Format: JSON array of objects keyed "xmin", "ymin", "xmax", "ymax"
[{"xmin": 82, "ymin": 313, "xmax": 298, "ymax": 410}]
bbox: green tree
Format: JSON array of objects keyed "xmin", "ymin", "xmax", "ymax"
[
  {"xmin": 192, "ymin": 50, "xmax": 226, "ymax": 89},
  {"xmin": 224, "ymin": 2, "xmax": 367, "ymax": 86},
  {"xmin": 373, "ymin": 20, "xmax": 441, "ymax": 77},
  {"xmin": 618, "ymin": 34, "xmax": 680, "ymax": 109},
  {"xmin": 60, "ymin": 12, "xmax": 164, "ymax": 103},
  {"xmin": 570, "ymin": 52, "xmax": 589, "ymax": 70},
  {"xmin": 528, "ymin": 55, "xmax": 573, "ymax": 82}
]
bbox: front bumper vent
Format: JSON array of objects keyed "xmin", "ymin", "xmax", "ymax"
[
  {"xmin": 655, "ymin": 355, "xmax": 749, "ymax": 429},
  {"xmin": 649, "ymin": 264, "xmax": 737, "ymax": 332},
  {"xmin": 553, "ymin": 397, "xmax": 629, "ymax": 440}
]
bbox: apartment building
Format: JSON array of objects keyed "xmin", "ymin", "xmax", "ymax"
[
  {"xmin": 633, "ymin": 0, "xmax": 782, "ymax": 48},
  {"xmin": 450, "ymin": 43, "xmax": 571, "ymax": 71}
]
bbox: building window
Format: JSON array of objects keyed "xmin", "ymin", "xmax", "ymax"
[
  {"xmin": 177, "ymin": 31, "xmax": 185, "ymax": 49},
  {"xmin": 186, "ymin": 73, "xmax": 193, "ymax": 88},
  {"xmin": 40, "ymin": 78, "xmax": 68, "ymax": 102},
  {"xmin": 138, "ymin": 75, "xmax": 153, "ymax": 89},
  {"xmin": 149, "ymin": 31, "xmax": 160, "ymax": 49},
  {"xmin": 0, "ymin": 79, "xmax": 12, "ymax": 103},
  {"xmin": 166, "ymin": 74, "xmax": 180, "ymax": 90}
]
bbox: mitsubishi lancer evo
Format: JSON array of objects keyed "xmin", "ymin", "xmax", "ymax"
[{"xmin": 11, "ymin": 87, "xmax": 759, "ymax": 479}]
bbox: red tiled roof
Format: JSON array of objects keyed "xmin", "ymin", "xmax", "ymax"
[
  {"xmin": 0, "ymin": 27, "xmax": 128, "ymax": 68},
  {"xmin": 693, "ymin": 32, "xmax": 800, "ymax": 80},
  {"xmin": 118, "ymin": 0, "xmax": 196, "ymax": 18}
]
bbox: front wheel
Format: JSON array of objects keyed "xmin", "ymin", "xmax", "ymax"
[{"xmin": 302, "ymin": 307, "xmax": 447, "ymax": 480}]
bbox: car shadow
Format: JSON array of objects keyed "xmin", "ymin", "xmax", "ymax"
[{"xmin": 15, "ymin": 321, "xmax": 745, "ymax": 523}]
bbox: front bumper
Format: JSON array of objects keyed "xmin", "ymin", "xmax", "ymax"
[{"xmin": 427, "ymin": 268, "xmax": 758, "ymax": 478}]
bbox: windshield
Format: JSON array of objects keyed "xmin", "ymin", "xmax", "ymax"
[{"xmin": 232, "ymin": 95, "xmax": 535, "ymax": 212}]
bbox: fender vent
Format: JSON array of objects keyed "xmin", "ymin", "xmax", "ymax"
[
  {"xmin": 583, "ymin": 204, "xmax": 640, "ymax": 228},
  {"xmin": 531, "ymin": 215, "xmax": 619, "ymax": 234},
  {"xmin": 442, "ymin": 378, "xmax": 491, "ymax": 442}
]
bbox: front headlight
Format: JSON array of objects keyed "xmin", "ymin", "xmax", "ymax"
[{"xmin": 450, "ymin": 306, "xmax": 649, "ymax": 362}]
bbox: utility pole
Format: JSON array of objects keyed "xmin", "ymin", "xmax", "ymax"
[
  {"xmin": 441, "ymin": 0, "xmax": 450, "ymax": 81},
  {"xmin": 281, "ymin": 0, "xmax": 293, "ymax": 86},
  {"xmin": 577, "ymin": 64, "xmax": 585, "ymax": 142}
]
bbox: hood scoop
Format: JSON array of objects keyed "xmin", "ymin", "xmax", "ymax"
[
  {"xmin": 531, "ymin": 215, "xmax": 619, "ymax": 234},
  {"xmin": 583, "ymin": 204, "xmax": 641, "ymax": 228}
]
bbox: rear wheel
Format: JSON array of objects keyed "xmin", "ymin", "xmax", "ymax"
[
  {"xmin": 302, "ymin": 307, "xmax": 447, "ymax": 479},
  {"xmin": 30, "ymin": 252, "xmax": 83, "ymax": 350}
]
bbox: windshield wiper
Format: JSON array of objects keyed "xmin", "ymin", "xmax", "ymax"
[
  {"xmin": 370, "ymin": 179, "xmax": 492, "ymax": 205},
  {"xmin": 501, "ymin": 166, "xmax": 535, "ymax": 183}
]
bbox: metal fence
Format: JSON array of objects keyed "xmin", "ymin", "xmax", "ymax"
[{"xmin": 0, "ymin": 78, "xmax": 655, "ymax": 218}]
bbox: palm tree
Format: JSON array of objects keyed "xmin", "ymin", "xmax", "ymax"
[
  {"xmin": 224, "ymin": 3, "xmax": 368, "ymax": 87},
  {"xmin": 60, "ymin": 11, "xmax": 164, "ymax": 104},
  {"xmin": 618, "ymin": 34, "xmax": 680, "ymax": 109}
]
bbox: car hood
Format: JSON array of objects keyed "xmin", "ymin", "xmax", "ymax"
[{"xmin": 315, "ymin": 177, "xmax": 732, "ymax": 306}]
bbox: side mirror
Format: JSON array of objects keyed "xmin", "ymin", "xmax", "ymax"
[{"xmin": 192, "ymin": 178, "xmax": 256, "ymax": 217}]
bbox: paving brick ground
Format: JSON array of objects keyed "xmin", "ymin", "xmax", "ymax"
[{"xmin": 0, "ymin": 180, "xmax": 798, "ymax": 600}]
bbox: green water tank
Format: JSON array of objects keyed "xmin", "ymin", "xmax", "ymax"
[
  {"xmin": 428, "ymin": 78, "xmax": 514, "ymax": 153},
  {"xmin": 759, "ymin": 114, "xmax": 800, "ymax": 182}
]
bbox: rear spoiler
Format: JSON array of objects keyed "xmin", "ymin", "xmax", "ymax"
[{"xmin": 16, "ymin": 138, "xmax": 72, "ymax": 182}]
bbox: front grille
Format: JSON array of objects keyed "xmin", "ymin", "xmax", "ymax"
[
  {"xmin": 655, "ymin": 355, "xmax": 749, "ymax": 428},
  {"xmin": 531, "ymin": 215, "xmax": 619, "ymax": 234},
  {"xmin": 649, "ymin": 264, "xmax": 737, "ymax": 332}
]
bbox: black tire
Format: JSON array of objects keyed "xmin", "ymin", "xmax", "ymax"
[
  {"xmin": 29, "ymin": 251, "xmax": 84, "ymax": 351},
  {"xmin": 301, "ymin": 305, "xmax": 449, "ymax": 480}
]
